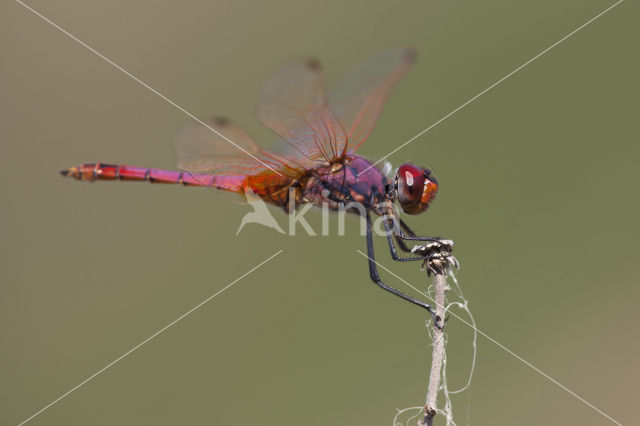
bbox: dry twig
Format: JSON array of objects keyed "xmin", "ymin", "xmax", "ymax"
[{"xmin": 412, "ymin": 241, "xmax": 457, "ymax": 426}]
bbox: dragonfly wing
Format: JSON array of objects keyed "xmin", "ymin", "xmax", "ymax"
[
  {"xmin": 329, "ymin": 48, "xmax": 416, "ymax": 153},
  {"xmin": 175, "ymin": 50, "xmax": 414, "ymax": 180},
  {"xmin": 257, "ymin": 58, "xmax": 348, "ymax": 164},
  {"xmin": 175, "ymin": 116, "xmax": 305, "ymax": 177}
]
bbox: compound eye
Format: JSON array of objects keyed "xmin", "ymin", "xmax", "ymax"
[{"xmin": 396, "ymin": 164, "xmax": 426, "ymax": 206}]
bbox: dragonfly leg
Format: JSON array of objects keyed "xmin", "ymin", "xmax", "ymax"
[
  {"xmin": 393, "ymin": 234, "xmax": 414, "ymax": 252},
  {"xmin": 383, "ymin": 219, "xmax": 426, "ymax": 262},
  {"xmin": 399, "ymin": 218, "xmax": 418, "ymax": 237},
  {"xmin": 395, "ymin": 218, "xmax": 454, "ymax": 250},
  {"xmin": 366, "ymin": 213, "xmax": 442, "ymax": 328},
  {"xmin": 396, "ymin": 228, "xmax": 441, "ymax": 242},
  {"xmin": 384, "ymin": 216, "xmax": 442, "ymax": 251},
  {"xmin": 386, "ymin": 217, "xmax": 413, "ymax": 252},
  {"xmin": 398, "ymin": 218, "xmax": 440, "ymax": 241}
]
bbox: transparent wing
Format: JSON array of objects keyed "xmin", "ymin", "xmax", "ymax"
[
  {"xmin": 257, "ymin": 58, "xmax": 348, "ymax": 164},
  {"xmin": 175, "ymin": 50, "xmax": 414, "ymax": 179},
  {"xmin": 175, "ymin": 116, "xmax": 307, "ymax": 177},
  {"xmin": 329, "ymin": 48, "xmax": 416, "ymax": 153}
]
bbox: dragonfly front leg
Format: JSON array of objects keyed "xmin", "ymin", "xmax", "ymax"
[
  {"xmin": 384, "ymin": 217, "xmax": 441, "ymax": 252},
  {"xmin": 390, "ymin": 218, "xmax": 413, "ymax": 253},
  {"xmin": 395, "ymin": 218, "xmax": 455, "ymax": 254},
  {"xmin": 383, "ymin": 219, "xmax": 425, "ymax": 262},
  {"xmin": 399, "ymin": 218, "xmax": 418, "ymax": 237},
  {"xmin": 366, "ymin": 213, "xmax": 442, "ymax": 328},
  {"xmin": 385, "ymin": 217, "xmax": 455, "ymax": 269},
  {"xmin": 395, "ymin": 218, "xmax": 442, "ymax": 242}
]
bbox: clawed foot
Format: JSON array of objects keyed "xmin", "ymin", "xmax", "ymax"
[
  {"xmin": 430, "ymin": 311, "xmax": 445, "ymax": 331},
  {"xmin": 414, "ymin": 239, "xmax": 455, "ymax": 330},
  {"xmin": 411, "ymin": 239, "xmax": 458, "ymax": 275},
  {"xmin": 411, "ymin": 238, "xmax": 454, "ymax": 255}
]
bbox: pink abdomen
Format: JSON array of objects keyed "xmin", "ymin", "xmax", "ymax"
[{"xmin": 60, "ymin": 163, "xmax": 245, "ymax": 193}]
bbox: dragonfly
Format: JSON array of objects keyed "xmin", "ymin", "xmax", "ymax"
[{"xmin": 61, "ymin": 48, "xmax": 448, "ymax": 327}]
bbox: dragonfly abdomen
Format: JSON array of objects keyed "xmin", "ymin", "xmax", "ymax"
[{"xmin": 60, "ymin": 163, "xmax": 245, "ymax": 192}]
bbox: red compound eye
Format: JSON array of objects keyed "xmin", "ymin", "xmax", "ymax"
[
  {"xmin": 395, "ymin": 163, "xmax": 438, "ymax": 215},
  {"xmin": 396, "ymin": 164, "xmax": 425, "ymax": 205}
]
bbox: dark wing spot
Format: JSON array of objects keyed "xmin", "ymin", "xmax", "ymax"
[
  {"xmin": 305, "ymin": 58, "xmax": 321, "ymax": 71},
  {"xmin": 212, "ymin": 116, "xmax": 230, "ymax": 127}
]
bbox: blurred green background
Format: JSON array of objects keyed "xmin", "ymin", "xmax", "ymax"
[{"xmin": 1, "ymin": 0, "xmax": 638, "ymax": 425}]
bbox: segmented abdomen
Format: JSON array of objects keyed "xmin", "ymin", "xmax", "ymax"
[{"xmin": 60, "ymin": 163, "xmax": 245, "ymax": 192}]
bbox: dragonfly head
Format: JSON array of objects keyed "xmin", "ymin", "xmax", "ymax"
[{"xmin": 393, "ymin": 163, "xmax": 438, "ymax": 215}]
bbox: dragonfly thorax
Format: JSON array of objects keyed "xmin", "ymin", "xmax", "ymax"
[{"xmin": 301, "ymin": 155, "xmax": 388, "ymax": 212}]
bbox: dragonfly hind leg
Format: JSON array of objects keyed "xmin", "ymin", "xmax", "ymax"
[{"xmin": 366, "ymin": 213, "xmax": 443, "ymax": 329}]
